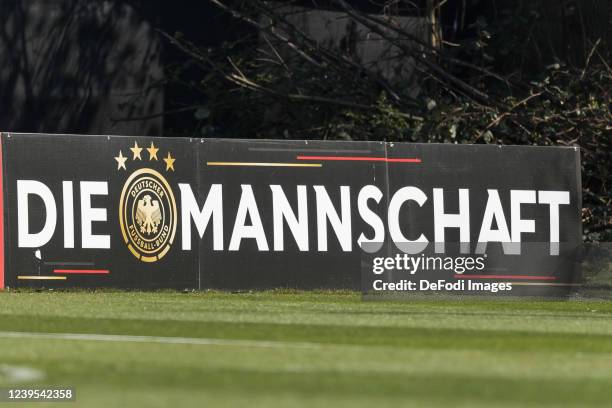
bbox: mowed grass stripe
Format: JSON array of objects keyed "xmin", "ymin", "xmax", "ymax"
[
  {"xmin": 2, "ymin": 337, "xmax": 612, "ymax": 406},
  {"xmin": 1, "ymin": 314, "xmax": 612, "ymax": 354},
  {"xmin": 4, "ymin": 291, "xmax": 612, "ymax": 315}
]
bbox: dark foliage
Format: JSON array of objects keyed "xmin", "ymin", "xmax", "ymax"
[{"xmin": 163, "ymin": 0, "xmax": 611, "ymax": 240}]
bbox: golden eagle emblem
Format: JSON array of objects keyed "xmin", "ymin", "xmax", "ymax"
[
  {"xmin": 119, "ymin": 164, "xmax": 177, "ymax": 263},
  {"xmin": 136, "ymin": 194, "xmax": 162, "ymax": 235}
]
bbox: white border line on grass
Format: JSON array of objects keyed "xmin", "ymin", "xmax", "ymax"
[{"xmin": 0, "ymin": 331, "xmax": 323, "ymax": 350}]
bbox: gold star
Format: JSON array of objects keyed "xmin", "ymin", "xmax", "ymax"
[
  {"xmin": 130, "ymin": 141, "xmax": 143, "ymax": 160},
  {"xmin": 163, "ymin": 152, "xmax": 176, "ymax": 171},
  {"xmin": 115, "ymin": 150, "xmax": 127, "ymax": 170},
  {"xmin": 147, "ymin": 142, "xmax": 159, "ymax": 161}
]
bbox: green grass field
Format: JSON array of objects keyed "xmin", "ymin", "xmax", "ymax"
[{"xmin": 0, "ymin": 290, "xmax": 612, "ymax": 407}]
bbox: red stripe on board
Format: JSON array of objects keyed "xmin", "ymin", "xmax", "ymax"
[
  {"xmin": 296, "ymin": 155, "xmax": 421, "ymax": 163},
  {"xmin": 0, "ymin": 135, "xmax": 4, "ymax": 289},
  {"xmin": 54, "ymin": 269, "xmax": 110, "ymax": 275},
  {"xmin": 454, "ymin": 275, "xmax": 556, "ymax": 280}
]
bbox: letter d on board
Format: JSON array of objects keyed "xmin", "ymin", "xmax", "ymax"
[{"xmin": 17, "ymin": 180, "xmax": 57, "ymax": 248}]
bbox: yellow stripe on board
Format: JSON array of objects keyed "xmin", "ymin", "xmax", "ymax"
[
  {"xmin": 17, "ymin": 276, "xmax": 67, "ymax": 280},
  {"xmin": 206, "ymin": 162, "xmax": 322, "ymax": 168}
]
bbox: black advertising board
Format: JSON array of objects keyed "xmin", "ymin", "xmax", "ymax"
[
  {"xmin": 1, "ymin": 133, "xmax": 198, "ymax": 289},
  {"xmin": 0, "ymin": 133, "xmax": 582, "ymax": 296}
]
